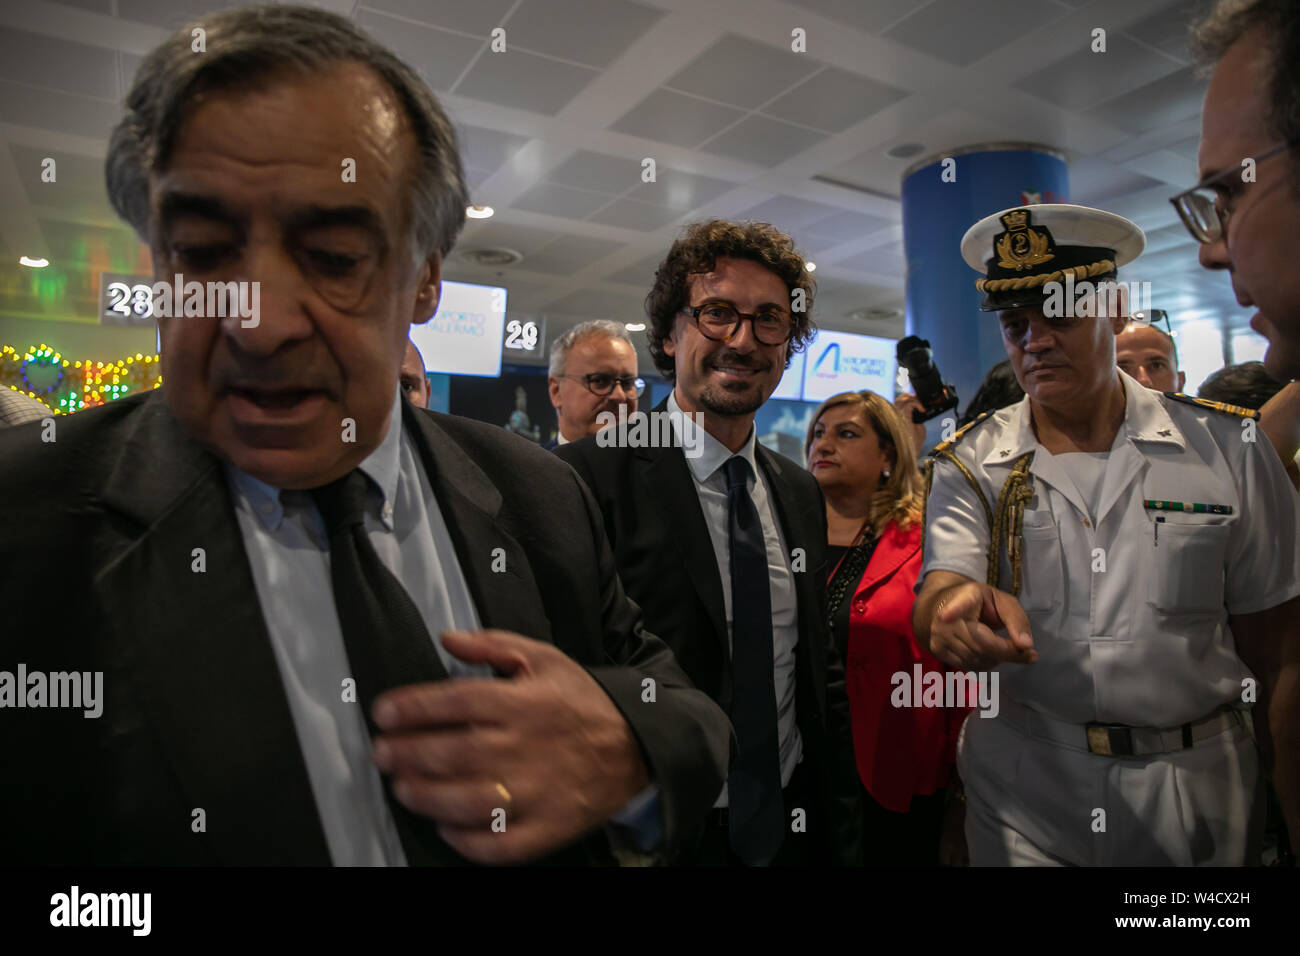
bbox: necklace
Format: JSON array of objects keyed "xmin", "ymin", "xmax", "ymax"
[{"xmin": 826, "ymin": 518, "xmax": 874, "ymax": 631}]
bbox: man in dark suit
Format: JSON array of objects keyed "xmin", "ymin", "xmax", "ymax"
[
  {"xmin": 557, "ymin": 220, "xmax": 862, "ymax": 865},
  {"xmin": 0, "ymin": 5, "xmax": 728, "ymax": 866}
]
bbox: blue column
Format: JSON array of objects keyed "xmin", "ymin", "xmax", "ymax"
[{"xmin": 901, "ymin": 145, "xmax": 1068, "ymax": 443}]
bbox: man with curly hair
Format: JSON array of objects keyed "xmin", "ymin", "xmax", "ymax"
[{"xmin": 558, "ymin": 220, "xmax": 863, "ymax": 866}]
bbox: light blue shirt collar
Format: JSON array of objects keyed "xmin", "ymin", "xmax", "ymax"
[
  {"xmin": 226, "ymin": 386, "xmax": 405, "ymax": 533},
  {"xmin": 668, "ymin": 389, "xmax": 759, "ymax": 485}
]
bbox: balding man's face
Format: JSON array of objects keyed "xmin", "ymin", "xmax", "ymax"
[
  {"xmin": 151, "ymin": 63, "xmax": 441, "ymax": 489},
  {"xmin": 1116, "ymin": 324, "xmax": 1183, "ymax": 393}
]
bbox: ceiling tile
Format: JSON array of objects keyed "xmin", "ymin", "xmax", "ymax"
[
  {"xmin": 454, "ymin": 48, "xmax": 599, "ymax": 115},
  {"xmin": 606, "ymin": 252, "xmax": 665, "ymax": 287},
  {"xmin": 120, "ymin": 53, "xmax": 145, "ymax": 97},
  {"xmin": 664, "ymin": 35, "xmax": 819, "ymax": 111},
  {"xmin": 587, "ymin": 198, "xmax": 683, "ymax": 231},
  {"xmin": 802, "ymin": 209, "xmax": 893, "ymax": 242},
  {"xmin": 117, "ymin": 0, "xmax": 261, "ymax": 30},
  {"xmin": 457, "ymin": 124, "xmax": 532, "ymax": 173},
  {"xmin": 883, "ymin": 0, "xmax": 1068, "ymax": 67},
  {"xmin": 361, "ymin": 0, "xmax": 517, "ymax": 36},
  {"xmin": 700, "ymin": 114, "xmax": 826, "ymax": 166},
  {"xmin": 0, "ymin": 80, "xmax": 116, "ymax": 139},
  {"xmin": 763, "ymin": 66, "xmax": 907, "ymax": 133},
  {"xmin": 782, "ymin": 0, "xmax": 934, "ymax": 35},
  {"xmin": 356, "ymin": 10, "xmax": 483, "ymax": 91},
  {"xmin": 546, "ymin": 150, "xmax": 642, "ymax": 193},
  {"xmin": 624, "ymin": 167, "xmax": 735, "ymax": 209},
  {"xmin": 1141, "ymin": 221, "xmax": 1198, "ymax": 253},
  {"xmin": 835, "ymin": 245, "xmax": 906, "ymax": 274},
  {"xmin": 1121, "ymin": 0, "xmax": 1204, "ymax": 62},
  {"xmin": 455, "ymin": 221, "xmax": 561, "ymax": 258},
  {"xmin": 1067, "ymin": 155, "xmax": 1166, "ymax": 204},
  {"xmin": 1082, "ymin": 65, "xmax": 1206, "ymax": 136},
  {"xmin": 0, "ymin": 27, "xmax": 118, "ymax": 101},
  {"xmin": 525, "ymin": 234, "xmax": 625, "ymax": 274},
  {"xmin": 733, "ymin": 195, "xmax": 843, "ymax": 229},
  {"xmin": 51, "ymin": 0, "xmax": 113, "ymax": 12},
  {"xmin": 610, "ymin": 88, "xmax": 745, "ymax": 149},
  {"xmin": 544, "ymin": 287, "xmax": 645, "ymax": 319},
  {"xmin": 464, "ymin": 166, "xmax": 494, "ymax": 189},
  {"xmin": 513, "ymin": 181, "xmax": 614, "ymax": 218},
  {"xmin": 1013, "ymin": 33, "xmax": 1184, "ymax": 111},
  {"xmin": 503, "ymin": 0, "xmax": 661, "ymax": 69}
]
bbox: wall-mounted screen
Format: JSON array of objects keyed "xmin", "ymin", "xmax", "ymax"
[
  {"xmin": 410, "ymin": 281, "xmax": 507, "ymax": 378},
  {"xmin": 800, "ymin": 330, "xmax": 897, "ymax": 403}
]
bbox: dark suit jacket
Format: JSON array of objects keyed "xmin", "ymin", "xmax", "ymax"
[
  {"xmin": 556, "ymin": 400, "xmax": 863, "ymax": 864},
  {"xmin": 0, "ymin": 391, "xmax": 730, "ymax": 865}
]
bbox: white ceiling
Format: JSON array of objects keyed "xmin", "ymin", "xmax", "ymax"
[{"xmin": 0, "ymin": 0, "xmax": 1259, "ymax": 372}]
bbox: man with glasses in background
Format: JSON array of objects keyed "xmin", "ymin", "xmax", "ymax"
[
  {"xmin": 557, "ymin": 220, "xmax": 862, "ymax": 866},
  {"xmin": 544, "ymin": 320, "xmax": 643, "ymax": 450}
]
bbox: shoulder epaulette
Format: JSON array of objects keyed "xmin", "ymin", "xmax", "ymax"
[
  {"xmin": 930, "ymin": 411, "xmax": 993, "ymax": 456},
  {"xmin": 1164, "ymin": 392, "xmax": 1260, "ymax": 421}
]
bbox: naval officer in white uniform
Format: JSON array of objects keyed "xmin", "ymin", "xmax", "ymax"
[{"xmin": 913, "ymin": 204, "xmax": 1300, "ymax": 865}]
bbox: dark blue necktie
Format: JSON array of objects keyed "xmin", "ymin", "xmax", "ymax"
[
  {"xmin": 723, "ymin": 455, "xmax": 784, "ymax": 866},
  {"xmin": 311, "ymin": 469, "xmax": 455, "ymax": 865}
]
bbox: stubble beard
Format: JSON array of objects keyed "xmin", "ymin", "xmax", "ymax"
[{"xmin": 697, "ymin": 380, "xmax": 765, "ymax": 417}]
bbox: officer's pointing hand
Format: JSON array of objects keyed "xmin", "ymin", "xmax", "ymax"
[{"xmin": 932, "ymin": 582, "xmax": 1037, "ymax": 671}]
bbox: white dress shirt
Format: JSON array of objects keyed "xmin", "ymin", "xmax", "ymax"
[
  {"xmin": 226, "ymin": 387, "xmax": 493, "ymax": 865},
  {"xmin": 922, "ymin": 370, "xmax": 1300, "ymax": 727},
  {"xmin": 668, "ymin": 391, "xmax": 802, "ymax": 806}
]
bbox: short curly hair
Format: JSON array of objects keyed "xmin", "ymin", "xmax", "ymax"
[{"xmin": 644, "ymin": 219, "xmax": 817, "ymax": 381}]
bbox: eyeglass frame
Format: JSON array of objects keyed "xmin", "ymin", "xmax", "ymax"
[
  {"xmin": 680, "ymin": 298, "xmax": 796, "ymax": 346},
  {"xmin": 559, "ymin": 372, "xmax": 645, "ymax": 398},
  {"xmin": 1169, "ymin": 140, "xmax": 1297, "ymax": 244}
]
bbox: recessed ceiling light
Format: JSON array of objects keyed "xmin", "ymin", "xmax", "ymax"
[
  {"xmin": 805, "ymin": 262, "xmax": 816, "ymax": 272},
  {"xmin": 886, "ymin": 142, "xmax": 925, "ymax": 159},
  {"xmin": 19, "ymin": 255, "xmax": 49, "ymax": 268},
  {"xmin": 466, "ymin": 205, "xmax": 494, "ymax": 219},
  {"xmin": 625, "ymin": 322, "xmax": 646, "ymax": 332}
]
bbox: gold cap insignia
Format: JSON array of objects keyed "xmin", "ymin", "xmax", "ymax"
[{"xmin": 994, "ymin": 208, "xmax": 1055, "ymax": 272}]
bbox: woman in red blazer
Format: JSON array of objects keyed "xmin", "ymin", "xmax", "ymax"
[{"xmin": 806, "ymin": 390, "xmax": 969, "ymax": 865}]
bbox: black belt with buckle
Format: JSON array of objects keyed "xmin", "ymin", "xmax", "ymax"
[
  {"xmin": 1085, "ymin": 721, "xmax": 1196, "ymax": 756},
  {"xmin": 1085, "ymin": 723, "xmax": 1134, "ymax": 756}
]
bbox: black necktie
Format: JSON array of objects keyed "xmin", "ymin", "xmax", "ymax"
[
  {"xmin": 723, "ymin": 455, "xmax": 784, "ymax": 866},
  {"xmin": 311, "ymin": 469, "xmax": 455, "ymax": 865}
]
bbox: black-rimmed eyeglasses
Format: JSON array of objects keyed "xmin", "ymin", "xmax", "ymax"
[
  {"xmin": 681, "ymin": 300, "xmax": 794, "ymax": 346},
  {"xmin": 561, "ymin": 373, "xmax": 645, "ymax": 398},
  {"xmin": 1170, "ymin": 141, "xmax": 1296, "ymax": 244}
]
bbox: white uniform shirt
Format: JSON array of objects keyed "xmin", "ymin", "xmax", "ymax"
[
  {"xmin": 921, "ymin": 370, "xmax": 1300, "ymax": 727},
  {"xmin": 668, "ymin": 391, "xmax": 802, "ymax": 804}
]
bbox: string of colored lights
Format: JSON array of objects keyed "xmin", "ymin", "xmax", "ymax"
[{"xmin": 1, "ymin": 344, "xmax": 162, "ymax": 414}]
